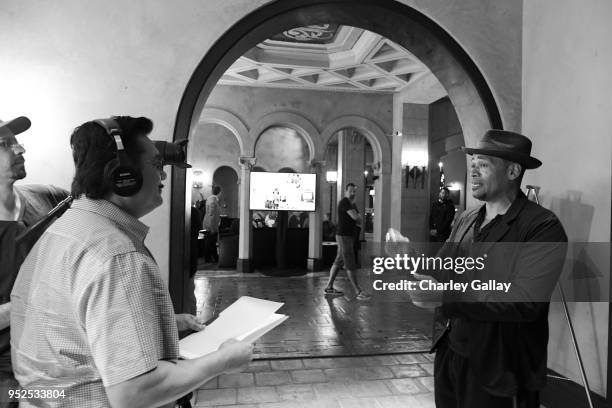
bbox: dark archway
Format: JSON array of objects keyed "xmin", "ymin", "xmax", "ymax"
[
  {"xmin": 212, "ymin": 166, "xmax": 239, "ymax": 218},
  {"xmin": 169, "ymin": 0, "xmax": 503, "ymax": 311}
]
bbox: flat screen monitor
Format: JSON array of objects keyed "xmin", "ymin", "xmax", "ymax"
[{"xmin": 250, "ymin": 172, "xmax": 317, "ymax": 212}]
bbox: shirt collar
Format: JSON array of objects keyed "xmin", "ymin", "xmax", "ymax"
[
  {"xmin": 71, "ymin": 197, "xmax": 150, "ymax": 242},
  {"xmin": 477, "ymin": 190, "xmax": 529, "ymax": 225}
]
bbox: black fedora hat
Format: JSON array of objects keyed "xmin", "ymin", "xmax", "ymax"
[{"xmin": 462, "ymin": 130, "xmax": 542, "ymax": 169}]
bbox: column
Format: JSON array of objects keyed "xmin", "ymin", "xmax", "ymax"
[
  {"xmin": 237, "ymin": 156, "xmax": 256, "ymax": 273},
  {"xmin": 390, "ymin": 94, "xmax": 403, "ymax": 230},
  {"xmin": 307, "ymin": 160, "xmax": 325, "ymax": 271},
  {"xmin": 340, "ymin": 129, "xmax": 366, "ymax": 240}
]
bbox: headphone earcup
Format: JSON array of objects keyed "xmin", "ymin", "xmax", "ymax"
[{"xmin": 104, "ymin": 158, "xmax": 143, "ymax": 197}]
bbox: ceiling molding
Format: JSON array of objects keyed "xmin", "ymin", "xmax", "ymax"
[{"xmin": 220, "ymin": 25, "xmax": 445, "ymax": 99}]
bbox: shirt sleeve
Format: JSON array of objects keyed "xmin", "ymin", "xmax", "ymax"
[{"xmin": 76, "ymin": 252, "xmax": 174, "ymax": 386}]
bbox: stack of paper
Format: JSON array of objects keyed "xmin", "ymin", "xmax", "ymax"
[{"xmin": 179, "ymin": 296, "xmax": 288, "ymax": 359}]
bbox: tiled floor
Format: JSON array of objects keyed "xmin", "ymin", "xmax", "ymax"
[
  {"xmin": 194, "ymin": 270, "xmax": 434, "ymax": 359},
  {"xmin": 192, "ymin": 259, "xmax": 438, "ymax": 407},
  {"xmin": 194, "ymin": 353, "xmax": 436, "ymax": 408},
  {"xmin": 192, "ymin": 264, "xmax": 549, "ymax": 407}
]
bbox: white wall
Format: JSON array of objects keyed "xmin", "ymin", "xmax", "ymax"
[
  {"xmin": 0, "ymin": 0, "xmax": 523, "ymax": 285},
  {"xmin": 523, "ymin": 0, "xmax": 612, "ymax": 396}
]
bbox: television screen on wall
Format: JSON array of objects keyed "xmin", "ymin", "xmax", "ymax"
[{"xmin": 250, "ymin": 172, "xmax": 317, "ymax": 212}]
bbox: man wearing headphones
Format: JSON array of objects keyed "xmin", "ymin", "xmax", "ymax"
[
  {"xmin": 0, "ymin": 116, "xmax": 69, "ymax": 404},
  {"xmin": 11, "ymin": 117, "xmax": 253, "ymax": 407}
]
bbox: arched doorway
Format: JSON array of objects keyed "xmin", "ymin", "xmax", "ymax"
[
  {"xmin": 169, "ymin": 0, "xmax": 502, "ymax": 311},
  {"xmin": 212, "ymin": 166, "xmax": 239, "ymax": 218}
]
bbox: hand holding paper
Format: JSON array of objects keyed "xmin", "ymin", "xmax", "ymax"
[
  {"xmin": 176, "ymin": 313, "xmax": 206, "ymax": 332},
  {"xmin": 179, "ymin": 296, "xmax": 289, "ymax": 359},
  {"xmin": 219, "ymin": 339, "xmax": 254, "ymax": 373}
]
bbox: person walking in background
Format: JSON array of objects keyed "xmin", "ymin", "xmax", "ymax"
[
  {"xmin": 324, "ymin": 183, "xmax": 371, "ymax": 300},
  {"xmin": 203, "ymin": 185, "xmax": 221, "ymax": 263}
]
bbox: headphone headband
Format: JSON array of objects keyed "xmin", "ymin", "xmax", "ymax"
[{"xmin": 94, "ymin": 118, "xmax": 122, "ymax": 140}]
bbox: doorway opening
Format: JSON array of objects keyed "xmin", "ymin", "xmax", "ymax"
[{"xmin": 170, "ymin": 1, "xmax": 500, "ymax": 361}]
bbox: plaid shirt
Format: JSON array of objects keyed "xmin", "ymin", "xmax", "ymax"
[{"xmin": 10, "ymin": 198, "xmax": 179, "ymax": 407}]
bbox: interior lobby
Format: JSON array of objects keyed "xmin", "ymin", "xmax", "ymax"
[{"xmin": 1, "ymin": 1, "xmax": 610, "ymax": 407}]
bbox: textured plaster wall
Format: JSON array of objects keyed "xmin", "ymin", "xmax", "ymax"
[
  {"xmin": 254, "ymin": 127, "xmax": 310, "ymax": 173},
  {"xmin": 206, "ymin": 85, "xmax": 393, "ymax": 142},
  {"xmin": 189, "ymin": 122, "xmax": 241, "ymax": 197},
  {"xmin": 523, "ymin": 0, "xmax": 612, "ymax": 396},
  {"xmin": 400, "ymin": 104, "xmax": 429, "ymax": 242},
  {"xmin": 402, "ymin": 0, "xmax": 522, "ymax": 131},
  {"xmin": 0, "ymin": 0, "xmax": 522, "ymax": 283},
  {"xmin": 429, "ymin": 97, "xmax": 466, "ymax": 210}
]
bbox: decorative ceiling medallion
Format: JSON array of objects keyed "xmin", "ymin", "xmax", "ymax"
[{"xmin": 271, "ymin": 24, "xmax": 340, "ymax": 44}]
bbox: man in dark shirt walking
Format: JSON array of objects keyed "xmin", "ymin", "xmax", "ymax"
[
  {"xmin": 429, "ymin": 187, "xmax": 455, "ymax": 242},
  {"xmin": 324, "ymin": 183, "xmax": 371, "ymax": 300}
]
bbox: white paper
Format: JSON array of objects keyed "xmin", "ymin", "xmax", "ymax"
[{"xmin": 179, "ymin": 296, "xmax": 288, "ymax": 359}]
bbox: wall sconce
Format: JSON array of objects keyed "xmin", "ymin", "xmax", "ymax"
[
  {"xmin": 405, "ymin": 165, "xmax": 427, "ymax": 188},
  {"xmin": 192, "ymin": 169, "xmax": 205, "ymax": 189},
  {"xmin": 326, "ymin": 170, "xmax": 338, "ymax": 184},
  {"xmin": 447, "ymin": 182, "xmax": 461, "ymax": 205},
  {"xmin": 402, "ymin": 150, "xmax": 428, "ymax": 189}
]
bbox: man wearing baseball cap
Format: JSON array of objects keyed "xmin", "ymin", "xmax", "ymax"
[
  {"xmin": 394, "ymin": 130, "xmax": 568, "ymax": 407},
  {"xmin": 0, "ymin": 116, "xmax": 69, "ymax": 402}
]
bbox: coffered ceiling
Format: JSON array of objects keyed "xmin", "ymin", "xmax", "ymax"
[{"xmin": 219, "ymin": 25, "xmax": 446, "ymax": 99}]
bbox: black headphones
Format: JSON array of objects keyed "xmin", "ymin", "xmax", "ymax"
[{"xmin": 94, "ymin": 118, "xmax": 143, "ymax": 197}]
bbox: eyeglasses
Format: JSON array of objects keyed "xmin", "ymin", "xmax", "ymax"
[{"xmin": 0, "ymin": 141, "xmax": 25, "ymax": 154}]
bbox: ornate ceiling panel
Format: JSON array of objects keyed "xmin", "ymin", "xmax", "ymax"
[
  {"xmin": 220, "ymin": 25, "xmax": 443, "ymax": 96},
  {"xmin": 269, "ymin": 24, "xmax": 341, "ymax": 44}
]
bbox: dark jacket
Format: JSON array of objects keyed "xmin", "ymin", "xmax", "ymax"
[
  {"xmin": 429, "ymin": 199, "xmax": 455, "ymax": 241},
  {"xmin": 432, "ymin": 191, "xmax": 567, "ymax": 397}
]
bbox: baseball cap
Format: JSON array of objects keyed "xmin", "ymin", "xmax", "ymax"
[{"xmin": 0, "ymin": 116, "xmax": 32, "ymax": 139}]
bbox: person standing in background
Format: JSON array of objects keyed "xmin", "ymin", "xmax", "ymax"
[
  {"xmin": 203, "ymin": 185, "xmax": 221, "ymax": 262},
  {"xmin": 0, "ymin": 116, "xmax": 69, "ymax": 405},
  {"xmin": 429, "ymin": 187, "xmax": 455, "ymax": 242}
]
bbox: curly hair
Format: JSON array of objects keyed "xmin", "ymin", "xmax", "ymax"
[{"xmin": 70, "ymin": 116, "xmax": 153, "ymax": 199}]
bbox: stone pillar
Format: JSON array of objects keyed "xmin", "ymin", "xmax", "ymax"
[
  {"xmin": 390, "ymin": 94, "xmax": 404, "ymax": 230},
  {"xmin": 237, "ymin": 156, "xmax": 256, "ymax": 273},
  {"xmin": 372, "ymin": 166, "xmax": 391, "ymax": 255},
  {"xmin": 340, "ymin": 130, "xmax": 367, "ymax": 240},
  {"xmin": 336, "ymin": 129, "xmax": 346, "ymax": 209},
  {"xmin": 308, "ymin": 159, "xmax": 325, "ymax": 271}
]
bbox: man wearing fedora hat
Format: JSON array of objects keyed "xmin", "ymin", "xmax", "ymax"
[
  {"xmin": 0, "ymin": 116, "xmax": 69, "ymax": 402},
  {"xmin": 417, "ymin": 130, "xmax": 567, "ymax": 407}
]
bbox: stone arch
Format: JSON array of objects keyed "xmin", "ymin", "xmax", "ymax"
[
  {"xmin": 320, "ymin": 116, "xmax": 391, "ymax": 243},
  {"xmin": 169, "ymin": 0, "xmax": 503, "ymax": 310},
  {"xmin": 320, "ymin": 116, "xmax": 390, "ymax": 174},
  {"xmin": 199, "ymin": 108, "xmax": 249, "ymax": 156},
  {"xmin": 248, "ymin": 111, "xmax": 320, "ymax": 162},
  {"xmin": 212, "ymin": 160, "xmax": 241, "ymax": 182}
]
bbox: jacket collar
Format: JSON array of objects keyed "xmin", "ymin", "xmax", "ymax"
[
  {"xmin": 473, "ymin": 190, "xmax": 529, "ymax": 244},
  {"xmin": 497, "ymin": 190, "xmax": 529, "ymax": 225}
]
